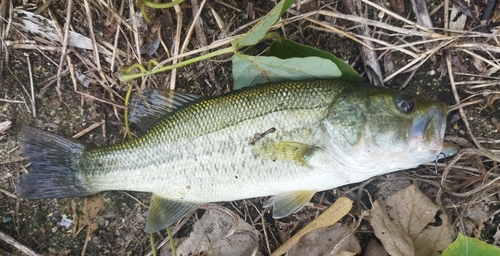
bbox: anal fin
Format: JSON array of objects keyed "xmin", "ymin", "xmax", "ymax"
[
  {"xmin": 253, "ymin": 142, "xmax": 319, "ymax": 166},
  {"xmin": 145, "ymin": 194, "xmax": 199, "ymax": 233},
  {"xmin": 264, "ymin": 190, "xmax": 316, "ymax": 219}
]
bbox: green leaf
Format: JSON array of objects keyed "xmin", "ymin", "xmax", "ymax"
[
  {"xmin": 442, "ymin": 233, "xmax": 500, "ymax": 256},
  {"xmin": 232, "ymin": 0, "xmax": 295, "ymax": 48},
  {"xmin": 232, "ymin": 52, "xmax": 341, "ymax": 90},
  {"xmin": 267, "ymin": 38, "xmax": 364, "ymax": 83}
]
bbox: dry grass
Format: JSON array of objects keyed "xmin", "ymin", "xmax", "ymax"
[{"xmin": 1, "ymin": 0, "xmax": 500, "ymax": 255}]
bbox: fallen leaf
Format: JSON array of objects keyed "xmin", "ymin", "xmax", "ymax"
[
  {"xmin": 493, "ymin": 223, "xmax": 500, "ymax": 246},
  {"xmin": 73, "ymin": 195, "xmax": 104, "ymax": 236},
  {"xmin": 388, "ymin": 0, "xmax": 405, "ymax": 15},
  {"xmin": 370, "ymin": 184, "xmax": 455, "ymax": 256},
  {"xmin": 0, "ymin": 120, "xmax": 11, "ymax": 134},
  {"xmin": 442, "ymin": 233, "xmax": 500, "ymax": 256},
  {"xmin": 12, "ymin": 10, "xmax": 111, "ymax": 54},
  {"xmin": 464, "ymin": 198, "xmax": 491, "ymax": 235},
  {"xmin": 364, "ymin": 239, "xmax": 389, "ymax": 256},
  {"xmin": 287, "ymin": 223, "xmax": 361, "ymax": 256},
  {"xmin": 165, "ymin": 205, "xmax": 259, "ymax": 256},
  {"xmin": 232, "ymin": 0, "xmax": 294, "ymax": 47},
  {"xmin": 271, "ymin": 197, "xmax": 353, "ymax": 256},
  {"xmin": 232, "ymin": 53, "xmax": 341, "ymax": 90},
  {"xmin": 449, "ymin": 3, "xmax": 468, "ymax": 33},
  {"xmin": 265, "ymin": 38, "xmax": 364, "ymax": 83}
]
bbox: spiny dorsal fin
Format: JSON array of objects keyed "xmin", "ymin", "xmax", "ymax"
[
  {"xmin": 253, "ymin": 141, "xmax": 319, "ymax": 166},
  {"xmin": 264, "ymin": 190, "xmax": 316, "ymax": 218},
  {"xmin": 129, "ymin": 89, "xmax": 200, "ymax": 131},
  {"xmin": 145, "ymin": 194, "xmax": 199, "ymax": 233}
]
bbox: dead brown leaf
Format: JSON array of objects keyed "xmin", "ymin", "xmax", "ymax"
[
  {"xmin": 287, "ymin": 223, "xmax": 361, "ymax": 256},
  {"xmin": 163, "ymin": 206, "xmax": 259, "ymax": 256},
  {"xmin": 370, "ymin": 184, "xmax": 455, "ymax": 256},
  {"xmin": 364, "ymin": 239, "xmax": 389, "ymax": 256},
  {"xmin": 73, "ymin": 195, "xmax": 104, "ymax": 236}
]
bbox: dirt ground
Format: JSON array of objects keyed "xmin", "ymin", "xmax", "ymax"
[{"xmin": 1, "ymin": 0, "xmax": 500, "ymax": 255}]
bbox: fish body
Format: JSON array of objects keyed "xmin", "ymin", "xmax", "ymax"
[{"xmin": 17, "ymin": 80, "xmax": 457, "ymax": 232}]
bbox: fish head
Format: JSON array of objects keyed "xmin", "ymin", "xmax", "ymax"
[{"xmin": 319, "ymin": 86, "xmax": 458, "ymax": 173}]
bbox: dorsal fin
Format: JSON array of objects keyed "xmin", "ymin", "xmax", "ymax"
[{"xmin": 129, "ymin": 89, "xmax": 201, "ymax": 131}]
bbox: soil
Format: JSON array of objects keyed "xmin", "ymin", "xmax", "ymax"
[{"xmin": 1, "ymin": 0, "xmax": 500, "ymax": 255}]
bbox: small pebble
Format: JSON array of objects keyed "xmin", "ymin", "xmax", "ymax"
[
  {"xmin": 97, "ymin": 217, "xmax": 106, "ymax": 227},
  {"xmin": 59, "ymin": 217, "xmax": 73, "ymax": 228}
]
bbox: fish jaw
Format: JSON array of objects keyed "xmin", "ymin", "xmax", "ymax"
[{"xmin": 406, "ymin": 102, "xmax": 447, "ymax": 156}]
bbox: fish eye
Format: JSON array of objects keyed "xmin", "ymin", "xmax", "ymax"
[{"xmin": 396, "ymin": 93, "xmax": 415, "ymax": 113}]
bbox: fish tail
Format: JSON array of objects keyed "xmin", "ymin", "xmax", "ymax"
[{"xmin": 17, "ymin": 125, "xmax": 94, "ymax": 199}]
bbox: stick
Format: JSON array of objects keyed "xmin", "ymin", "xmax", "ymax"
[
  {"xmin": 170, "ymin": 1, "xmax": 184, "ymax": 90},
  {"xmin": 56, "ymin": 0, "xmax": 73, "ymax": 95},
  {"xmin": 446, "ymin": 51, "xmax": 483, "ymax": 149},
  {"xmin": 27, "ymin": 56, "xmax": 36, "ymax": 117},
  {"xmin": 72, "ymin": 120, "xmax": 106, "ymax": 139},
  {"xmin": 0, "ymin": 231, "xmax": 39, "ymax": 256}
]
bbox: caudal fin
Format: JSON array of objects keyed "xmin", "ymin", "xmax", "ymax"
[{"xmin": 17, "ymin": 125, "xmax": 94, "ymax": 199}]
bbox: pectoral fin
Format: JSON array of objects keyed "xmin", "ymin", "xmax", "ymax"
[
  {"xmin": 253, "ymin": 142, "xmax": 319, "ymax": 166},
  {"xmin": 145, "ymin": 194, "xmax": 199, "ymax": 233},
  {"xmin": 265, "ymin": 190, "xmax": 316, "ymax": 219}
]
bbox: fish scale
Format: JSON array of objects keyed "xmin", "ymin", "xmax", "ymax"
[{"xmin": 16, "ymin": 79, "xmax": 457, "ymax": 233}]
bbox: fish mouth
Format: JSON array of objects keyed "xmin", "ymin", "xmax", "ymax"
[{"xmin": 407, "ymin": 102, "xmax": 447, "ymax": 154}]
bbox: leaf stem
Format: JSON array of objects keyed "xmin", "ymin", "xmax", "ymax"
[
  {"xmin": 167, "ymin": 227, "xmax": 177, "ymax": 256},
  {"xmin": 119, "ymin": 47, "xmax": 234, "ymax": 81},
  {"xmin": 140, "ymin": 0, "xmax": 183, "ymax": 8},
  {"xmin": 123, "ymin": 84, "xmax": 134, "ymax": 139},
  {"xmin": 149, "ymin": 233, "xmax": 157, "ymax": 256}
]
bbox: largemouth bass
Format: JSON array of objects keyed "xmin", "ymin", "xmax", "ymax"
[{"xmin": 17, "ymin": 80, "xmax": 457, "ymax": 233}]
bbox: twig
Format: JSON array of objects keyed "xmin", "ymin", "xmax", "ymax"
[
  {"xmin": 440, "ymin": 148, "xmax": 500, "ymax": 197},
  {"xmin": 66, "ymin": 52, "xmax": 79, "ymax": 92},
  {"xmin": 0, "ymin": 98, "xmax": 23, "ymax": 103},
  {"xmin": 410, "ymin": 0, "xmax": 436, "ymax": 50},
  {"xmin": 45, "ymin": 6, "xmax": 65, "ymax": 100},
  {"xmin": 261, "ymin": 209, "xmax": 271, "ymax": 254},
  {"xmin": 81, "ymin": 227, "xmax": 90, "ymax": 256},
  {"xmin": 110, "ymin": 0, "xmax": 125, "ymax": 71},
  {"xmin": 27, "ymin": 55, "xmax": 36, "ymax": 117},
  {"xmin": 9, "ymin": 44, "xmax": 64, "ymax": 51},
  {"xmin": 129, "ymin": 0, "xmax": 142, "ymax": 66},
  {"xmin": 75, "ymin": 90, "xmax": 126, "ymax": 109},
  {"xmin": 72, "ymin": 120, "xmax": 105, "ymax": 139},
  {"xmin": 461, "ymin": 48, "xmax": 500, "ymax": 71},
  {"xmin": 170, "ymin": 2, "xmax": 183, "ymax": 90},
  {"xmin": 153, "ymin": 36, "xmax": 236, "ymax": 68},
  {"xmin": 342, "ymin": 0, "xmax": 383, "ymax": 85},
  {"xmin": 360, "ymin": 0, "xmax": 433, "ymax": 32},
  {"xmin": 83, "ymin": 0, "xmax": 111, "ymax": 90},
  {"xmin": 0, "ymin": 231, "xmax": 39, "ymax": 256},
  {"xmin": 180, "ymin": 0, "xmax": 207, "ymax": 54},
  {"xmin": 0, "ymin": 188, "xmax": 17, "ymax": 199},
  {"xmin": 34, "ymin": 0, "xmax": 53, "ymax": 15},
  {"xmin": 446, "ymin": 51, "xmax": 483, "ymax": 149},
  {"xmin": 56, "ymin": 0, "xmax": 73, "ymax": 96}
]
